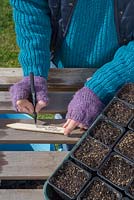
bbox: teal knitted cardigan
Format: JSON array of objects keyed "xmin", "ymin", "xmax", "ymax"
[{"xmin": 10, "ymin": 0, "xmax": 134, "ymax": 104}]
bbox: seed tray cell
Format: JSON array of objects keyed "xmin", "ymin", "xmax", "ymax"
[
  {"xmin": 43, "ymin": 182, "xmax": 63, "ymax": 200},
  {"xmin": 48, "ymin": 160, "xmax": 90, "ymax": 200},
  {"xmin": 104, "ymin": 98, "xmax": 134, "ymax": 127},
  {"xmin": 117, "ymin": 83, "xmax": 134, "ymax": 105},
  {"xmin": 71, "ymin": 135, "xmax": 110, "ymax": 171},
  {"xmin": 88, "ymin": 115, "xmax": 124, "ymax": 148},
  {"xmin": 114, "ymin": 131, "xmax": 134, "ymax": 163},
  {"xmin": 128, "ymin": 118, "xmax": 134, "ymax": 131},
  {"xmin": 44, "ymin": 182, "xmax": 63, "ymax": 200},
  {"xmin": 126, "ymin": 179, "xmax": 134, "ymax": 199},
  {"xmin": 98, "ymin": 153, "xmax": 134, "ymax": 190},
  {"xmin": 77, "ymin": 177, "xmax": 122, "ymax": 200}
]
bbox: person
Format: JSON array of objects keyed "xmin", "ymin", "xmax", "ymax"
[{"xmin": 10, "ymin": 0, "xmax": 134, "ymax": 136}]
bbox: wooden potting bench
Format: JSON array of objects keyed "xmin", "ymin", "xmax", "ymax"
[{"xmin": 0, "ymin": 68, "xmax": 97, "ymax": 200}]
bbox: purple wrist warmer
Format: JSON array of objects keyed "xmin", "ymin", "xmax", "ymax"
[
  {"xmin": 66, "ymin": 87, "xmax": 104, "ymax": 127},
  {"xmin": 10, "ymin": 76, "xmax": 48, "ymax": 110}
]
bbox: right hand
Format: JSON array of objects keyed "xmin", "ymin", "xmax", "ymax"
[
  {"xmin": 10, "ymin": 76, "xmax": 48, "ymax": 114},
  {"xmin": 63, "ymin": 87, "xmax": 104, "ymax": 135}
]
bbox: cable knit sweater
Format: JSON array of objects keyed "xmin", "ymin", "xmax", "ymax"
[{"xmin": 10, "ymin": 0, "xmax": 134, "ymax": 104}]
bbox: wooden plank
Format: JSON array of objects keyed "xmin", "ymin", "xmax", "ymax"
[
  {"xmin": 0, "ymin": 189, "xmax": 44, "ymax": 200},
  {"xmin": 0, "ymin": 151, "xmax": 67, "ymax": 180},
  {"xmin": 0, "ymin": 68, "xmax": 97, "ymax": 91},
  {"xmin": 0, "ymin": 119, "xmax": 82, "ymax": 144},
  {"xmin": 0, "ymin": 91, "xmax": 74, "ymax": 114}
]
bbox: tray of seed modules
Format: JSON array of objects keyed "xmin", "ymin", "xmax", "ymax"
[{"xmin": 44, "ymin": 83, "xmax": 134, "ymax": 200}]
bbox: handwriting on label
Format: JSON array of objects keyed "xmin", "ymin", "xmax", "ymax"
[
  {"xmin": 37, "ymin": 125, "xmax": 63, "ymax": 132},
  {"xmin": 6, "ymin": 123, "xmax": 65, "ymax": 134}
]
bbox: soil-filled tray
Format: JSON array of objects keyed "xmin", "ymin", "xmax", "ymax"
[
  {"xmin": 115, "ymin": 131, "xmax": 134, "ymax": 163},
  {"xmin": 104, "ymin": 98, "xmax": 134, "ymax": 127},
  {"xmin": 78, "ymin": 177, "xmax": 122, "ymax": 200},
  {"xmin": 71, "ymin": 135, "xmax": 110, "ymax": 171},
  {"xmin": 117, "ymin": 83, "xmax": 134, "ymax": 105},
  {"xmin": 128, "ymin": 118, "xmax": 134, "ymax": 131},
  {"xmin": 89, "ymin": 115, "xmax": 124, "ymax": 147},
  {"xmin": 48, "ymin": 160, "xmax": 90, "ymax": 200},
  {"xmin": 98, "ymin": 153, "xmax": 134, "ymax": 190},
  {"xmin": 126, "ymin": 179, "xmax": 134, "ymax": 199}
]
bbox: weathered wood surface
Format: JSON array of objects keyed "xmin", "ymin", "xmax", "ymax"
[
  {"xmin": 0, "ymin": 91, "xmax": 74, "ymax": 113},
  {"xmin": 0, "ymin": 68, "xmax": 97, "ymax": 91},
  {"xmin": 0, "ymin": 119, "xmax": 82, "ymax": 144},
  {"xmin": 0, "ymin": 189, "xmax": 44, "ymax": 200},
  {"xmin": 0, "ymin": 151, "xmax": 67, "ymax": 180}
]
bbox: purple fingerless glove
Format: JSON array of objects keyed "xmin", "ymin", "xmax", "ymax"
[
  {"xmin": 66, "ymin": 87, "xmax": 104, "ymax": 127},
  {"xmin": 10, "ymin": 76, "xmax": 48, "ymax": 110}
]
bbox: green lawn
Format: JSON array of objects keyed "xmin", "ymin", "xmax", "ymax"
[{"xmin": 0, "ymin": 0, "xmax": 19, "ymax": 68}]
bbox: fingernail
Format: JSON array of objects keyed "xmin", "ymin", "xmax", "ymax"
[
  {"xmin": 63, "ymin": 124, "xmax": 67, "ymax": 128},
  {"xmin": 64, "ymin": 130, "xmax": 70, "ymax": 136},
  {"xmin": 64, "ymin": 131, "xmax": 68, "ymax": 136}
]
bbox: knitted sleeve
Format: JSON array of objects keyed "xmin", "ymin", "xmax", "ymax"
[
  {"xmin": 85, "ymin": 41, "xmax": 134, "ymax": 104},
  {"xmin": 10, "ymin": 0, "xmax": 52, "ymax": 78}
]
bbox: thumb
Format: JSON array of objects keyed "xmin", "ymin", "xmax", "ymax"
[{"xmin": 35, "ymin": 100, "xmax": 47, "ymax": 113}]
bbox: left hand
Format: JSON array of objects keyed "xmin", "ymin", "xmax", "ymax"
[
  {"xmin": 10, "ymin": 76, "xmax": 48, "ymax": 113},
  {"xmin": 63, "ymin": 87, "xmax": 104, "ymax": 135}
]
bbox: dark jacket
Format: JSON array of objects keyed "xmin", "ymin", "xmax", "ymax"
[{"xmin": 48, "ymin": 0, "xmax": 134, "ymax": 54}]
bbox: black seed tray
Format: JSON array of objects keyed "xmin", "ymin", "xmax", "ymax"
[
  {"xmin": 103, "ymin": 97, "xmax": 134, "ymax": 127},
  {"xmin": 77, "ymin": 177, "xmax": 122, "ymax": 200},
  {"xmin": 125, "ymin": 179, "xmax": 134, "ymax": 200},
  {"xmin": 114, "ymin": 131, "xmax": 134, "ymax": 163},
  {"xmin": 128, "ymin": 118, "xmax": 134, "ymax": 131},
  {"xmin": 87, "ymin": 114, "xmax": 125, "ymax": 148},
  {"xmin": 48, "ymin": 159, "xmax": 91, "ymax": 200},
  {"xmin": 98, "ymin": 153, "xmax": 134, "ymax": 191},
  {"xmin": 44, "ymin": 83, "xmax": 134, "ymax": 200},
  {"xmin": 116, "ymin": 83, "xmax": 134, "ymax": 106},
  {"xmin": 71, "ymin": 134, "xmax": 111, "ymax": 172}
]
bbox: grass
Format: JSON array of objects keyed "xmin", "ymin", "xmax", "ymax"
[
  {"xmin": 0, "ymin": 0, "xmax": 19, "ymax": 68},
  {"xmin": 37, "ymin": 114, "xmax": 54, "ymax": 120}
]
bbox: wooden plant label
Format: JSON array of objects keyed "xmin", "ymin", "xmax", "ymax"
[{"xmin": 6, "ymin": 123, "xmax": 65, "ymax": 134}]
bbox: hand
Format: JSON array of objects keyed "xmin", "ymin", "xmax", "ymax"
[
  {"xmin": 63, "ymin": 119, "xmax": 88, "ymax": 135},
  {"xmin": 16, "ymin": 99, "xmax": 47, "ymax": 114},
  {"xmin": 10, "ymin": 76, "xmax": 48, "ymax": 114},
  {"xmin": 63, "ymin": 87, "xmax": 104, "ymax": 136}
]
